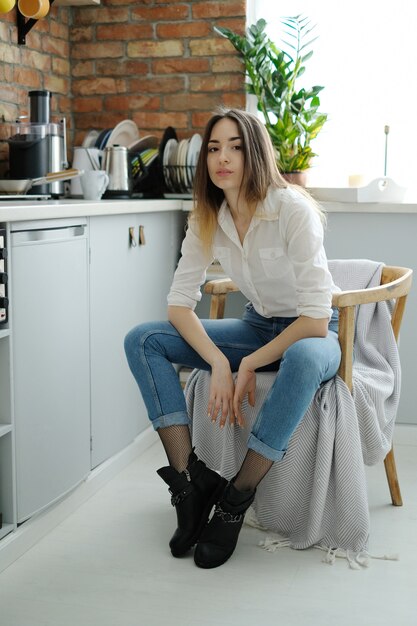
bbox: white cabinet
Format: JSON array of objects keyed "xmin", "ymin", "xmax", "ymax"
[
  {"xmin": 89, "ymin": 211, "xmax": 184, "ymax": 467},
  {"xmin": 0, "ymin": 206, "xmax": 184, "ymax": 550},
  {"xmin": 11, "ymin": 219, "xmax": 91, "ymax": 522}
]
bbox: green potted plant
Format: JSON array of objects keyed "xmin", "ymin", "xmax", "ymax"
[{"xmin": 215, "ymin": 16, "xmax": 328, "ymax": 184}]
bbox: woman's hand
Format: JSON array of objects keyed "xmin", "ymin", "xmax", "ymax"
[
  {"xmin": 233, "ymin": 358, "xmax": 256, "ymax": 427},
  {"xmin": 207, "ymin": 358, "xmax": 235, "ymax": 428}
]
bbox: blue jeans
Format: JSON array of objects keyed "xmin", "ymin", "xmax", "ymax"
[{"xmin": 124, "ymin": 305, "xmax": 341, "ymax": 462}]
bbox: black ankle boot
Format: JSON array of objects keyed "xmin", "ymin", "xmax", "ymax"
[
  {"xmin": 157, "ymin": 450, "xmax": 227, "ymax": 558},
  {"xmin": 194, "ymin": 481, "xmax": 255, "ymax": 569}
]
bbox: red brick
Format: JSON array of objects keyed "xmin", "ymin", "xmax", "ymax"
[
  {"xmin": 72, "ymin": 42, "xmax": 124, "ymax": 59},
  {"xmin": 221, "ymin": 92, "xmax": 246, "ymax": 109},
  {"xmin": 73, "ymin": 97, "xmax": 104, "ymax": 113},
  {"xmin": 50, "ymin": 19, "xmax": 70, "ymax": 40},
  {"xmin": 52, "ymin": 57, "xmax": 71, "ymax": 77},
  {"xmin": 72, "ymin": 77, "xmax": 127, "ymax": 96},
  {"xmin": 0, "ymin": 22, "xmax": 10, "ymax": 41},
  {"xmin": 132, "ymin": 5, "xmax": 189, "ymax": 22},
  {"xmin": 215, "ymin": 18, "xmax": 246, "ymax": 34},
  {"xmin": 127, "ymin": 95, "xmax": 161, "ymax": 111},
  {"xmin": 192, "ymin": 1, "xmax": 246, "ymax": 19},
  {"xmin": 97, "ymin": 24, "xmax": 153, "ymax": 40},
  {"xmin": 189, "ymin": 38, "xmax": 235, "ymax": 56},
  {"xmin": 132, "ymin": 111, "xmax": 188, "ymax": 130},
  {"xmin": 128, "ymin": 40, "xmax": 183, "ymax": 58},
  {"xmin": 73, "ymin": 7, "xmax": 129, "ymax": 25},
  {"xmin": 0, "ymin": 85, "xmax": 21, "ymax": 104},
  {"xmin": 95, "ymin": 59, "xmax": 149, "ymax": 76},
  {"xmin": 44, "ymin": 75, "xmax": 70, "ymax": 96},
  {"xmin": 71, "ymin": 61, "xmax": 95, "ymax": 78},
  {"xmin": 152, "ymin": 58, "xmax": 210, "ymax": 75},
  {"xmin": 14, "ymin": 67, "xmax": 41, "ymax": 89},
  {"xmin": 105, "ymin": 95, "xmax": 161, "ymax": 111},
  {"xmin": 212, "ymin": 55, "xmax": 243, "ymax": 73},
  {"xmin": 190, "ymin": 74, "xmax": 244, "ymax": 92},
  {"xmin": 21, "ymin": 49, "xmax": 52, "ymax": 73},
  {"xmin": 74, "ymin": 112, "xmax": 123, "ymax": 130},
  {"xmin": 192, "ymin": 111, "xmax": 215, "ymax": 129},
  {"xmin": 70, "ymin": 27, "xmax": 94, "ymax": 43},
  {"xmin": 164, "ymin": 93, "xmax": 219, "ymax": 111},
  {"xmin": 42, "ymin": 37, "xmax": 70, "ymax": 58},
  {"xmin": 129, "ymin": 76, "xmax": 185, "ymax": 94},
  {"xmin": 0, "ymin": 42, "xmax": 21, "ymax": 64},
  {"xmin": 156, "ymin": 22, "xmax": 211, "ymax": 39},
  {"xmin": 56, "ymin": 95, "xmax": 72, "ymax": 114}
]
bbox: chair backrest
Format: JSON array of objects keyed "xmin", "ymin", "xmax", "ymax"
[{"xmin": 329, "ymin": 260, "xmax": 412, "ymax": 391}]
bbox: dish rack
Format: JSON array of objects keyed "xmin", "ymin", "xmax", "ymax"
[{"xmin": 163, "ymin": 164, "xmax": 196, "ymax": 195}]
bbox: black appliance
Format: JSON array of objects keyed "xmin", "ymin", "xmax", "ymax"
[{"xmin": 7, "ymin": 91, "xmax": 67, "ymax": 197}]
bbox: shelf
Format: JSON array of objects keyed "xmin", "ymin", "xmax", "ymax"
[
  {"xmin": 0, "ymin": 328, "xmax": 10, "ymax": 340},
  {"xmin": 54, "ymin": 0, "xmax": 100, "ymax": 5},
  {"xmin": 0, "ymin": 425, "xmax": 12, "ymax": 438},
  {"xmin": 0, "ymin": 523, "xmax": 14, "ymax": 541}
]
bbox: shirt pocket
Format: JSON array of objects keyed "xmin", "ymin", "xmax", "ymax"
[
  {"xmin": 259, "ymin": 247, "xmax": 289, "ymax": 279},
  {"xmin": 213, "ymin": 246, "xmax": 232, "ymax": 277}
]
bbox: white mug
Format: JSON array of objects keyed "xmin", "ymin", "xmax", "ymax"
[
  {"xmin": 80, "ymin": 170, "xmax": 109, "ymax": 200},
  {"xmin": 71, "ymin": 147, "xmax": 102, "ymax": 197}
]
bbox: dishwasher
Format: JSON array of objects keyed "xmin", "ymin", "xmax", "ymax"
[{"xmin": 10, "ymin": 218, "xmax": 91, "ymax": 522}]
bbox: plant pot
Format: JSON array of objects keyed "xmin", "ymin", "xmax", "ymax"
[{"xmin": 282, "ymin": 171, "xmax": 308, "ymax": 187}]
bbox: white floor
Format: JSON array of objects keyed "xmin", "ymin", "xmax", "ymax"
[{"xmin": 0, "ymin": 440, "xmax": 416, "ymax": 626}]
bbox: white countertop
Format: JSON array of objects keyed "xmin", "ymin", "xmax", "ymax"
[
  {"xmin": 0, "ymin": 198, "xmax": 183, "ymax": 223},
  {"xmin": 1, "ymin": 196, "xmax": 417, "ymax": 224}
]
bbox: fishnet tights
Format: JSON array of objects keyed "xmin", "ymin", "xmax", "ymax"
[
  {"xmin": 158, "ymin": 424, "xmax": 192, "ymax": 472},
  {"xmin": 233, "ymin": 449, "xmax": 273, "ymax": 492}
]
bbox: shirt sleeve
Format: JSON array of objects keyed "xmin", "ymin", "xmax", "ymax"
[
  {"xmin": 167, "ymin": 218, "xmax": 214, "ymax": 310},
  {"xmin": 280, "ymin": 195, "xmax": 334, "ymax": 319}
]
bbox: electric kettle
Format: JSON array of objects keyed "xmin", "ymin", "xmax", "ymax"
[{"xmin": 102, "ymin": 145, "xmax": 132, "ymax": 198}]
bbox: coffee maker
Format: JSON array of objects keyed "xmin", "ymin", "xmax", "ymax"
[{"xmin": 7, "ymin": 91, "xmax": 68, "ymax": 197}]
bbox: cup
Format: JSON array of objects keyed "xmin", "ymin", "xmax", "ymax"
[
  {"xmin": 17, "ymin": 0, "xmax": 49, "ymax": 19},
  {"xmin": 80, "ymin": 170, "xmax": 109, "ymax": 200},
  {"xmin": 0, "ymin": 0, "xmax": 16, "ymax": 14}
]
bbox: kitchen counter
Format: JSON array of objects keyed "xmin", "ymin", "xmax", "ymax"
[
  {"xmin": 2, "ymin": 197, "xmax": 417, "ymax": 224},
  {"xmin": 0, "ymin": 198, "xmax": 183, "ymax": 223}
]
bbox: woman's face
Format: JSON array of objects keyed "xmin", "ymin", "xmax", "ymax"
[{"xmin": 206, "ymin": 117, "xmax": 245, "ymax": 194}]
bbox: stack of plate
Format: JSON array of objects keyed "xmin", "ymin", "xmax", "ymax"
[
  {"xmin": 161, "ymin": 130, "xmax": 202, "ymax": 195},
  {"xmin": 82, "ymin": 120, "xmax": 140, "ymax": 152}
]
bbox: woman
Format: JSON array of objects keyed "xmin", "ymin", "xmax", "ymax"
[{"xmin": 124, "ymin": 108, "xmax": 341, "ymax": 569}]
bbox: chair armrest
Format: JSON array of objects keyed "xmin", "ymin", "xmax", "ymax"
[{"xmin": 332, "ymin": 267, "xmax": 412, "ymax": 307}]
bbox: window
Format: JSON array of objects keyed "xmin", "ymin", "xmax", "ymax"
[{"xmin": 248, "ymin": 0, "xmax": 416, "ymax": 189}]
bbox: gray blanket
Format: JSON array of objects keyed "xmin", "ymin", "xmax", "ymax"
[{"xmin": 185, "ymin": 260, "xmax": 400, "ymax": 554}]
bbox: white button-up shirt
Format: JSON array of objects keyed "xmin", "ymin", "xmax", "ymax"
[{"xmin": 168, "ymin": 186, "xmax": 338, "ymax": 320}]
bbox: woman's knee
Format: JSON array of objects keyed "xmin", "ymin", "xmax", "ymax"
[
  {"xmin": 124, "ymin": 321, "xmax": 166, "ymax": 360},
  {"xmin": 282, "ymin": 338, "xmax": 328, "ymax": 378}
]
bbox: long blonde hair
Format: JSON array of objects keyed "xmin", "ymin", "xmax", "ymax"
[{"xmin": 191, "ymin": 107, "xmax": 324, "ymax": 251}]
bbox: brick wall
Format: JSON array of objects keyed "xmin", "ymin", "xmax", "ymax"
[
  {"xmin": 0, "ymin": 3, "xmax": 71, "ymax": 174},
  {"xmin": 70, "ymin": 0, "xmax": 246, "ymax": 146},
  {"xmin": 0, "ymin": 1, "xmax": 246, "ymax": 174}
]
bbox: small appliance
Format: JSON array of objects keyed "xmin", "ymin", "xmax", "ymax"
[
  {"xmin": 7, "ymin": 90, "xmax": 68, "ymax": 197},
  {"xmin": 102, "ymin": 145, "xmax": 132, "ymax": 198}
]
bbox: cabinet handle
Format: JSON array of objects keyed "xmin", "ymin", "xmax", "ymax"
[
  {"xmin": 139, "ymin": 225, "xmax": 146, "ymax": 246},
  {"xmin": 129, "ymin": 227, "xmax": 137, "ymax": 247}
]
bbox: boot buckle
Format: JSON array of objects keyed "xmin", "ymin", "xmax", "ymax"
[{"xmin": 214, "ymin": 504, "xmax": 243, "ymax": 524}]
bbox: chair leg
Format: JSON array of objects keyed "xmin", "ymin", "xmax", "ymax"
[{"xmin": 384, "ymin": 445, "xmax": 403, "ymax": 506}]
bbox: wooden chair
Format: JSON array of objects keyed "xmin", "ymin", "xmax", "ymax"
[{"xmin": 204, "ymin": 264, "xmax": 413, "ymax": 507}]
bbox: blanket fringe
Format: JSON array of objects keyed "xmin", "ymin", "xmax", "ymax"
[
  {"xmin": 317, "ymin": 545, "xmax": 399, "ymax": 569},
  {"xmin": 256, "ymin": 536, "xmax": 399, "ymax": 569}
]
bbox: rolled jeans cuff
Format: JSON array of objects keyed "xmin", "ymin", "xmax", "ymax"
[
  {"xmin": 247, "ymin": 433, "xmax": 286, "ymax": 462},
  {"xmin": 152, "ymin": 411, "xmax": 190, "ymax": 431}
]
